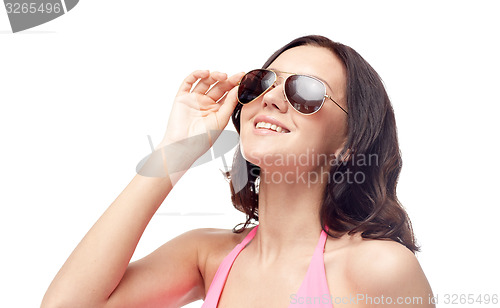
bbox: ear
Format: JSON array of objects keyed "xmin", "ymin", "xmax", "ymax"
[
  {"xmin": 329, "ymin": 137, "xmax": 351, "ymax": 165},
  {"xmin": 334, "ymin": 148, "xmax": 352, "ymax": 164}
]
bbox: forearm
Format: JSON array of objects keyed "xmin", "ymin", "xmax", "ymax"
[
  {"xmin": 42, "ymin": 68, "xmax": 240, "ymax": 307},
  {"xmin": 42, "ymin": 172, "xmax": 174, "ymax": 307}
]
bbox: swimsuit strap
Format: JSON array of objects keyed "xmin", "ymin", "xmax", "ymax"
[
  {"xmin": 203, "ymin": 225, "xmax": 332, "ymax": 308},
  {"xmin": 240, "ymin": 224, "xmax": 259, "ymax": 247},
  {"xmin": 201, "ymin": 225, "xmax": 258, "ymax": 307},
  {"xmin": 288, "ymin": 226, "xmax": 332, "ymax": 307}
]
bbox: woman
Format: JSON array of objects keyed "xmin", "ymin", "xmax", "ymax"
[{"xmin": 42, "ymin": 35, "xmax": 434, "ymax": 307}]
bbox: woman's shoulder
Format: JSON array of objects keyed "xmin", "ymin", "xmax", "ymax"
[
  {"xmin": 343, "ymin": 236, "xmax": 419, "ymax": 279},
  {"xmin": 181, "ymin": 226, "xmax": 255, "ymax": 292},
  {"xmin": 166, "ymin": 227, "xmax": 249, "ymax": 268},
  {"xmin": 324, "ymin": 233, "xmax": 433, "ymax": 305},
  {"xmin": 325, "ymin": 232, "xmax": 417, "ymax": 269},
  {"xmin": 183, "ymin": 227, "xmax": 254, "ymax": 269},
  {"xmin": 186, "ymin": 226, "xmax": 254, "ymax": 250}
]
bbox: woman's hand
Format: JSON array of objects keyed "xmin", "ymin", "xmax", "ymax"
[
  {"xmin": 158, "ymin": 70, "xmax": 244, "ymax": 156},
  {"xmin": 137, "ymin": 70, "xmax": 243, "ymax": 181}
]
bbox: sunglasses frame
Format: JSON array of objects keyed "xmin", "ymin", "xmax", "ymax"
[{"xmin": 237, "ymin": 69, "xmax": 348, "ymax": 115}]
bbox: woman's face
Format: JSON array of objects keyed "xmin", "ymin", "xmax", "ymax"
[{"xmin": 239, "ymin": 45, "xmax": 348, "ymax": 171}]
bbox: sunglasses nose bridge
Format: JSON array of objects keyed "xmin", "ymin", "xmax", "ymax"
[
  {"xmin": 260, "ymin": 77, "xmax": 290, "ymax": 112},
  {"xmin": 262, "ymin": 73, "xmax": 285, "ymax": 95},
  {"xmin": 275, "ymin": 75, "xmax": 286, "ymax": 84}
]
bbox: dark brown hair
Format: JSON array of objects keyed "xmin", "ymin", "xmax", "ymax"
[{"xmin": 225, "ymin": 35, "xmax": 419, "ymax": 253}]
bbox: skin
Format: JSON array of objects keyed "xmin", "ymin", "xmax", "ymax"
[{"xmin": 41, "ymin": 46, "xmax": 434, "ymax": 308}]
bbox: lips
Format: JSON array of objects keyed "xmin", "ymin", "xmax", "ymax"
[{"xmin": 253, "ymin": 115, "xmax": 290, "ymax": 133}]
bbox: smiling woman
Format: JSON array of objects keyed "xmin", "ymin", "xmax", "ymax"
[
  {"xmin": 230, "ymin": 36, "xmax": 419, "ymax": 252},
  {"xmin": 41, "ymin": 35, "xmax": 434, "ymax": 308}
]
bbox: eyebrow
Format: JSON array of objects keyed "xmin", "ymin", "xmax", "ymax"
[{"xmin": 267, "ymin": 67, "xmax": 335, "ymax": 92}]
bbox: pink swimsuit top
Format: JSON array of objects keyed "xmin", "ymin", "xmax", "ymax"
[{"xmin": 201, "ymin": 225, "xmax": 333, "ymax": 307}]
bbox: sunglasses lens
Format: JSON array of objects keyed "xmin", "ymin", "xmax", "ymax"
[
  {"xmin": 285, "ymin": 75, "xmax": 326, "ymax": 114},
  {"xmin": 238, "ymin": 70, "xmax": 276, "ymax": 104}
]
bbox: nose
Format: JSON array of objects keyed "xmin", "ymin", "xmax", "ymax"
[{"xmin": 261, "ymin": 77, "xmax": 288, "ymax": 113}]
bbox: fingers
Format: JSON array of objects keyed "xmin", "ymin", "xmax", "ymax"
[
  {"xmin": 177, "ymin": 70, "xmax": 210, "ymax": 94},
  {"xmin": 191, "ymin": 71, "xmax": 227, "ymax": 94},
  {"xmin": 177, "ymin": 70, "xmax": 228, "ymax": 95},
  {"xmin": 215, "ymin": 86, "xmax": 240, "ymax": 127},
  {"xmin": 178, "ymin": 70, "xmax": 245, "ymax": 104},
  {"xmin": 205, "ymin": 72, "xmax": 245, "ymax": 102},
  {"xmin": 209, "ymin": 72, "xmax": 245, "ymax": 127}
]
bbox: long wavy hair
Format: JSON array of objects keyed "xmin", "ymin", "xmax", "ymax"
[{"xmin": 224, "ymin": 35, "xmax": 419, "ymax": 253}]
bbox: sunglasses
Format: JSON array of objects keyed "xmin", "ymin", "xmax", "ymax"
[{"xmin": 237, "ymin": 69, "xmax": 348, "ymax": 115}]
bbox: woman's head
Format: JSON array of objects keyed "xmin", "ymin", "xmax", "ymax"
[
  {"xmin": 238, "ymin": 45, "xmax": 349, "ymax": 173},
  {"xmin": 227, "ymin": 35, "xmax": 418, "ymax": 253}
]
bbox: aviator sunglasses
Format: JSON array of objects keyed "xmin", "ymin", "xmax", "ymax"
[{"xmin": 237, "ymin": 69, "xmax": 348, "ymax": 115}]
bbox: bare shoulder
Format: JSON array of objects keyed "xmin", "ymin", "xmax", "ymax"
[
  {"xmin": 325, "ymin": 234, "xmax": 434, "ymax": 307},
  {"xmin": 186, "ymin": 226, "xmax": 251, "ymax": 254},
  {"xmin": 183, "ymin": 226, "xmax": 254, "ymax": 288},
  {"xmin": 346, "ymin": 237, "xmax": 422, "ymax": 283}
]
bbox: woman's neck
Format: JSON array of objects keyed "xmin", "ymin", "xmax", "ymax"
[{"xmin": 249, "ymin": 166, "xmax": 328, "ymax": 264}]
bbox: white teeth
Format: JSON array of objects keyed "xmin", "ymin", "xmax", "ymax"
[{"xmin": 255, "ymin": 121, "xmax": 289, "ymax": 133}]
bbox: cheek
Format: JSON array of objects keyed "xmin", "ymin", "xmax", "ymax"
[
  {"xmin": 314, "ymin": 115, "xmax": 347, "ymax": 153},
  {"xmin": 239, "ymin": 103, "xmax": 257, "ymax": 130},
  {"xmin": 299, "ymin": 130, "xmax": 331, "ymax": 157}
]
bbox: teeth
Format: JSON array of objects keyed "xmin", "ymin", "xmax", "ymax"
[{"xmin": 255, "ymin": 121, "xmax": 289, "ymax": 133}]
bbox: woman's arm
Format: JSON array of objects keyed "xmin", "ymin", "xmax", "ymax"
[
  {"xmin": 41, "ymin": 174, "xmax": 193, "ymax": 308},
  {"xmin": 41, "ymin": 70, "xmax": 243, "ymax": 308}
]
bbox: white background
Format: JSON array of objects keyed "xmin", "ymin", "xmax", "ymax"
[{"xmin": 1, "ymin": 1, "xmax": 499, "ymax": 307}]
